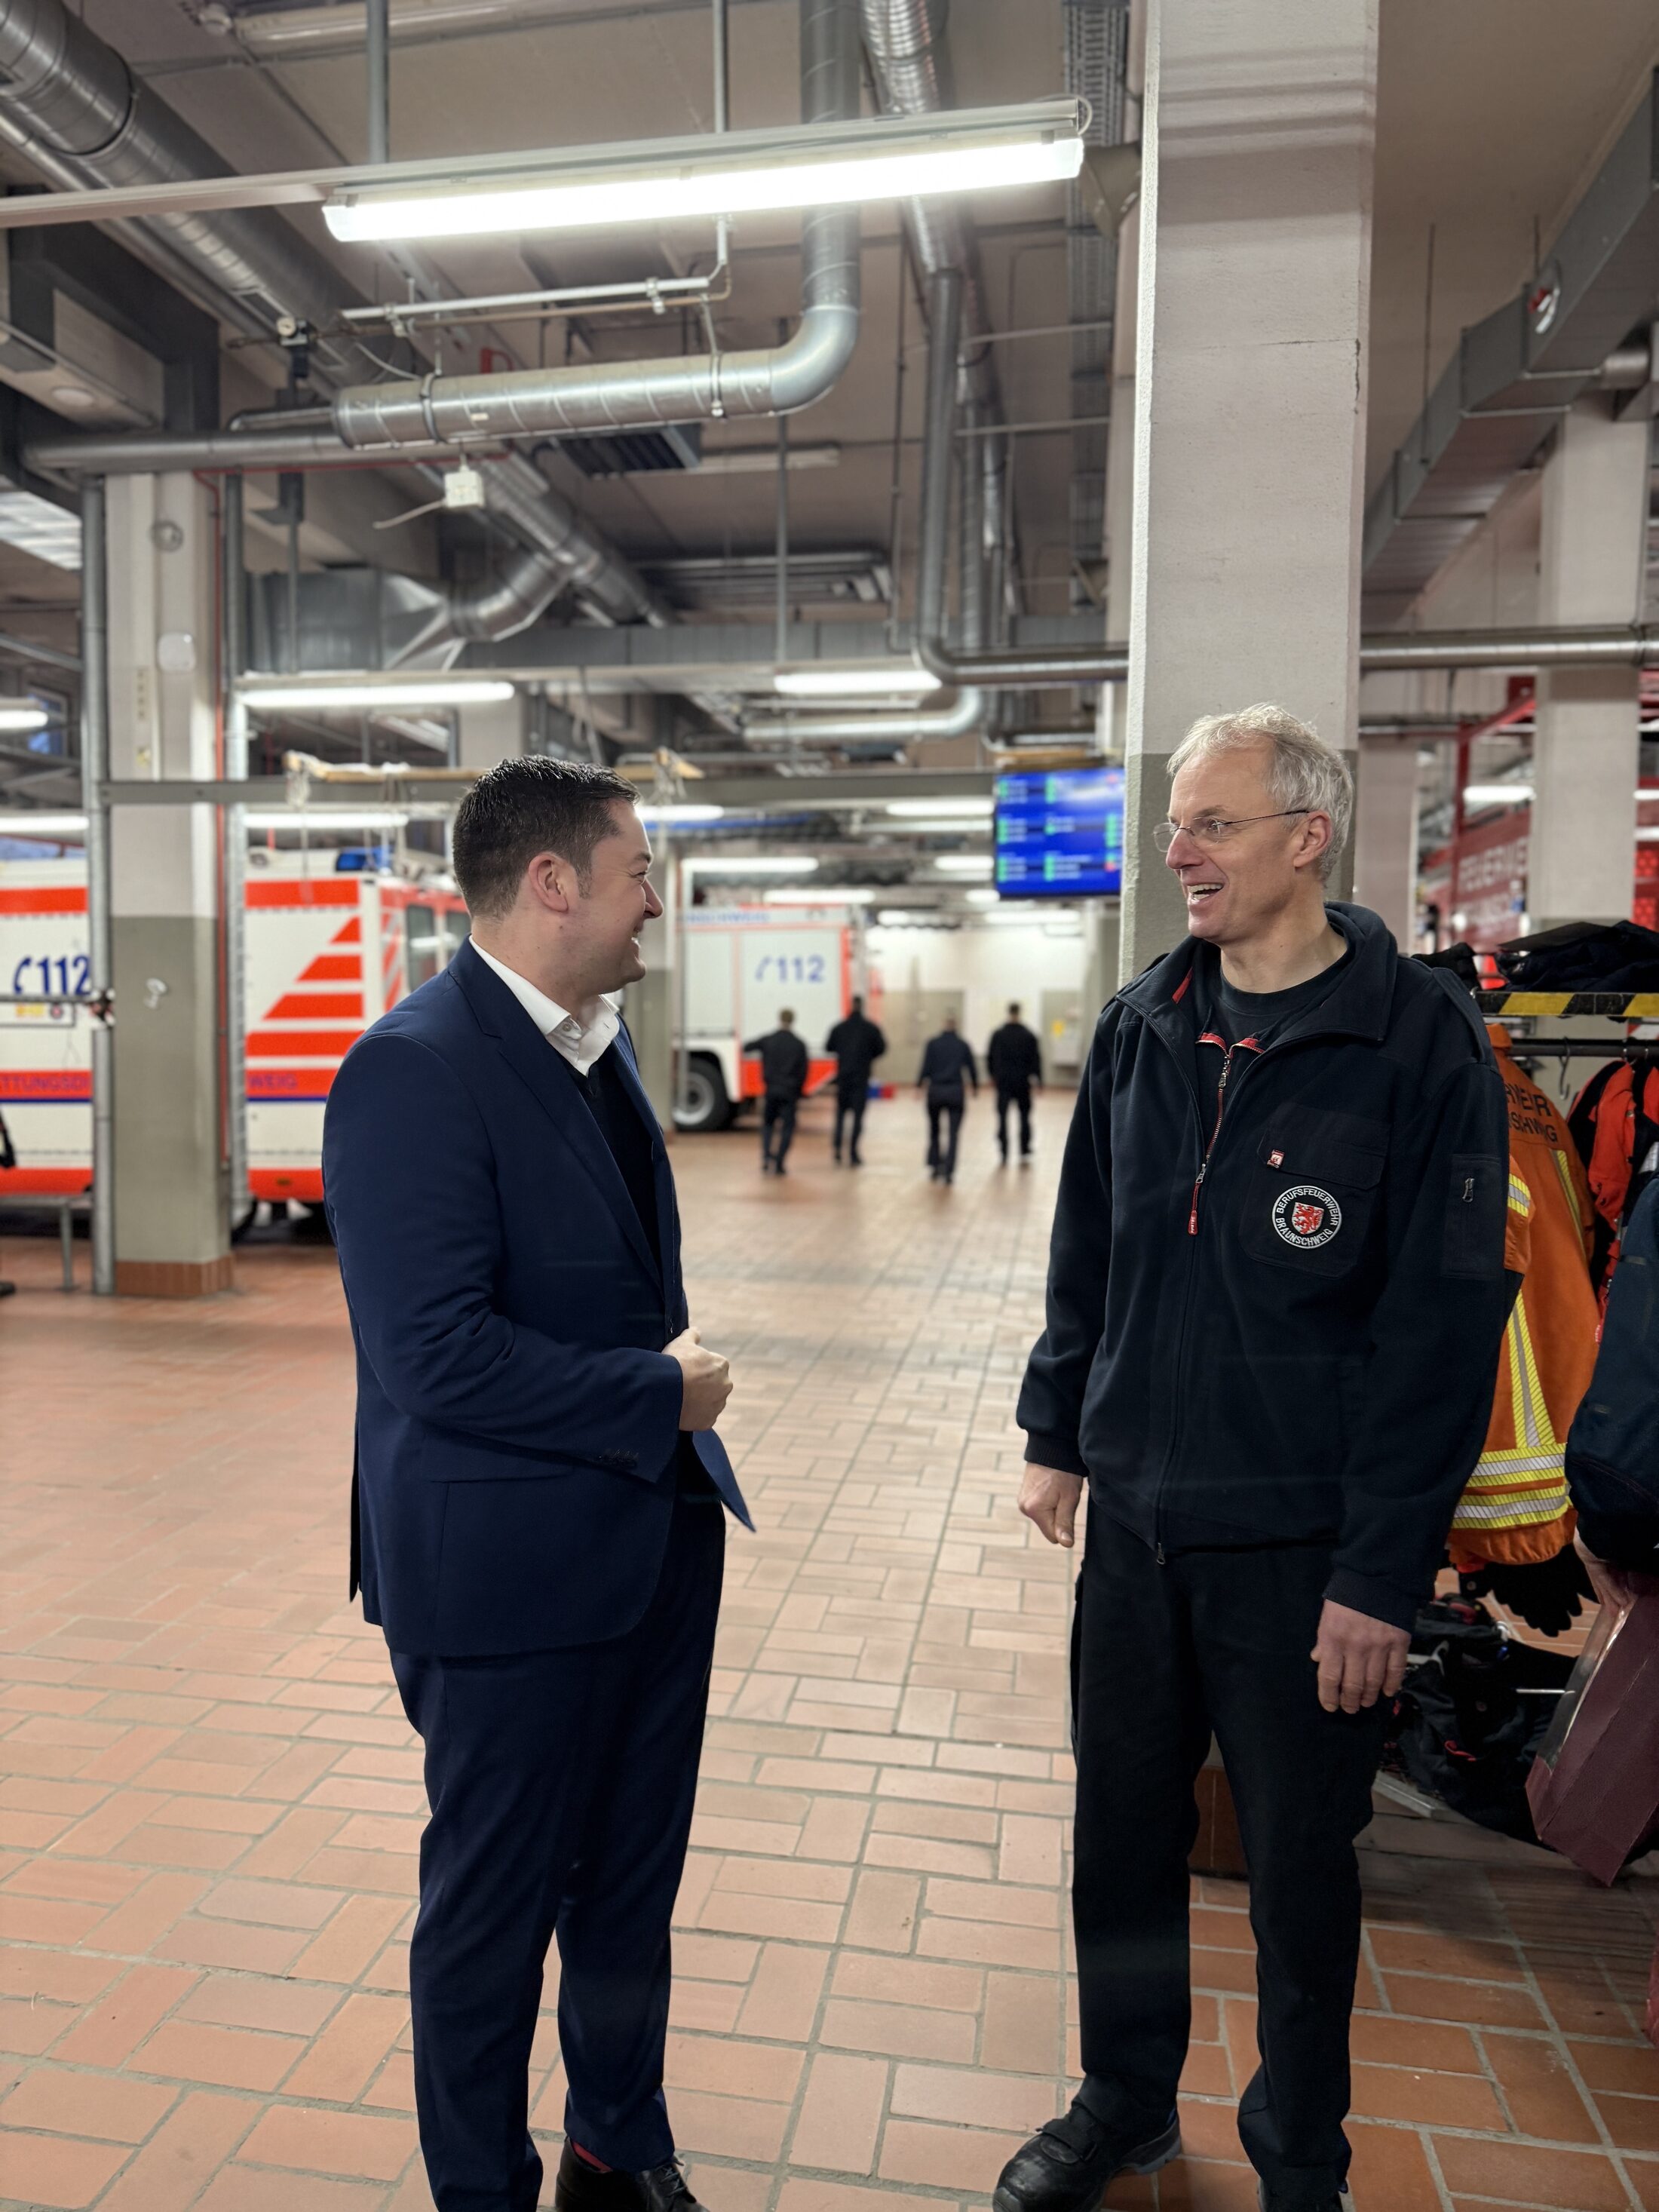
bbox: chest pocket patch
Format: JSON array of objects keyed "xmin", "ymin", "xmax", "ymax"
[{"xmin": 1239, "ymin": 1107, "xmax": 1386, "ymax": 1278}]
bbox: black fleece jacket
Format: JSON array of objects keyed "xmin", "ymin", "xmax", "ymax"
[{"xmin": 1017, "ymin": 904, "xmax": 1512, "ymax": 1631}]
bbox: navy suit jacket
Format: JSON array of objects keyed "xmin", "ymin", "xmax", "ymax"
[{"xmin": 322, "ymin": 938, "xmax": 750, "ymax": 1658}]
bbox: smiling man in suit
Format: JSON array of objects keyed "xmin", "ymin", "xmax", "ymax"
[{"xmin": 323, "ymin": 756, "xmax": 748, "ymax": 2212}]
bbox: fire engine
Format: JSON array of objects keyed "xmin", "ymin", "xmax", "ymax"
[{"xmin": 0, "ymin": 862, "xmax": 862, "ymax": 1195}]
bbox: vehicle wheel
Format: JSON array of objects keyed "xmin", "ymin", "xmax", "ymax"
[{"xmin": 673, "ymin": 1054, "xmax": 732, "ymax": 1134}]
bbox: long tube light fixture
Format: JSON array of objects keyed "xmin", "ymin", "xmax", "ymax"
[
  {"xmin": 323, "ymin": 103, "xmax": 1084, "ymax": 245},
  {"xmin": 238, "ymin": 677, "xmax": 514, "ymax": 709},
  {"xmin": 0, "ymin": 810, "xmax": 85, "ymax": 834},
  {"xmin": 688, "ymin": 855, "xmax": 819, "ymax": 875},
  {"xmin": 0, "ymin": 704, "xmax": 50, "ymax": 733},
  {"xmin": 888, "ymin": 797, "xmax": 993, "ymax": 818},
  {"xmin": 774, "ymin": 666, "xmax": 940, "ymax": 698}
]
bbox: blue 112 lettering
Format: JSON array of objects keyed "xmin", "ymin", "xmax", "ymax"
[
  {"xmin": 11, "ymin": 953, "xmax": 90, "ymax": 996},
  {"xmin": 753, "ymin": 954, "xmax": 826, "ymax": 983}
]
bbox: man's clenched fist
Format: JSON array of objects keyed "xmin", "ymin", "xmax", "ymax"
[
  {"xmin": 1020, "ymin": 1463, "xmax": 1084, "ymax": 1548},
  {"xmin": 664, "ymin": 1326, "xmax": 733, "ymax": 1431}
]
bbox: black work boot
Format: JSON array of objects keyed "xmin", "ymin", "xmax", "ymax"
[
  {"xmin": 1258, "ymin": 2183, "xmax": 1347, "ymax": 2212},
  {"xmin": 992, "ymin": 2099, "xmax": 1179, "ymax": 2212},
  {"xmin": 556, "ymin": 2143, "xmax": 710, "ymax": 2212}
]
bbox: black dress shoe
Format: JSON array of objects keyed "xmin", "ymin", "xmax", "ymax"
[
  {"xmin": 555, "ymin": 2143, "xmax": 707, "ymax": 2212},
  {"xmin": 992, "ymin": 2101, "xmax": 1179, "ymax": 2212}
]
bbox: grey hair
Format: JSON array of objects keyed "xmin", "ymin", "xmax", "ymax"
[{"xmin": 1167, "ymin": 703, "xmax": 1353, "ymax": 883}]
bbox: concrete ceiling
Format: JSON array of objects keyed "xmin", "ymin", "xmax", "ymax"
[{"xmin": 0, "ymin": 0, "xmax": 1653, "ymax": 630}]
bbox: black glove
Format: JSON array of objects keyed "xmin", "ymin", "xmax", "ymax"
[{"xmin": 1459, "ymin": 1548, "xmax": 1595, "ymax": 1637}]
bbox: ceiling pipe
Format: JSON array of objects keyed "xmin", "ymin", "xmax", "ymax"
[
  {"xmin": 739, "ymin": 684, "xmax": 984, "ymax": 744},
  {"xmin": 325, "ymin": 0, "xmax": 860, "ymax": 450},
  {"xmin": 860, "ymin": 0, "xmax": 1007, "ymax": 634},
  {"xmin": 913, "ymin": 269, "xmax": 1659, "ymax": 687},
  {"xmin": 0, "ymin": 0, "xmax": 665, "ymax": 639}
]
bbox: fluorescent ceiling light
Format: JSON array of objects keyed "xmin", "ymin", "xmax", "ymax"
[
  {"xmin": 888, "ymin": 797, "xmax": 993, "ymax": 818},
  {"xmin": 244, "ymin": 809, "xmax": 410, "ymax": 829},
  {"xmin": 774, "ymin": 666, "xmax": 940, "ymax": 698},
  {"xmin": 326, "ymin": 122, "xmax": 1083, "ymax": 246},
  {"xmin": 688, "ymin": 854, "xmax": 818, "ymax": 875},
  {"xmin": 1463, "ymin": 784, "xmax": 1534, "ymax": 807},
  {"xmin": 764, "ymin": 885, "xmax": 878, "ymax": 905},
  {"xmin": 699, "ymin": 446, "xmax": 840, "ymax": 477},
  {"xmin": 934, "ymin": 854, "xmax": 994, "ymax": 875},
  {"xmin": 636, "ymin": 802, "xmax": 725, "ymax": 824},
  {"xmin": 0, "ymin": 810, "xmax": 85, "ymax": 834},
  {"xmin": 964, "ymin": 888, "xmax": 1000, "ymax": 907},
  {"xmin": 239, "ymin": 677, "xmax": 515, "ymax": 710},
  {"xmin": 887, "ymin": 818, "xmax": 992, "ymax": 835},
  {"xmin": 0, "ymin": 704, "xmax": 50, "ymax": 733},
  {"xmin": 0, "ymin": 488, "xmax": 81, "ymax": 572}
]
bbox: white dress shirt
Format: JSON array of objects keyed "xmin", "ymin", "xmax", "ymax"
[{"xmin": 472, "ymin": 943, "xmax": 621, "ymax": 1077}]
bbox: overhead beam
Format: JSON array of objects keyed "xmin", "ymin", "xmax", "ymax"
[{"xmin": 96, "ymin": 767, "xmax": 995, "ymax": 808}]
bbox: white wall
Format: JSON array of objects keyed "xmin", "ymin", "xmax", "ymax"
[{"xmin": 866, "ymin": 913, "xmax": 1086, "ymax": 1068}]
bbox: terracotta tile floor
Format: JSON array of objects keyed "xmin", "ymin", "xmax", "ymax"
[{"xmin": 2, "ymin": 1092, "xmax": 1656, "ymax": 2212}]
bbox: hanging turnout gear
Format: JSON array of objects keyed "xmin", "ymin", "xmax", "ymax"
[
  {"xmin": 1567, "ymin": 1054, "xmax": 1659, "ymax": 1300},
  {"xmin": 1448, "ymin": 1030, "xmax": 1599, "ymax": 1573}
]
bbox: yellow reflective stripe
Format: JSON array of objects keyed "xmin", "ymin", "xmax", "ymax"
[
  {"xmin": 1452, "ymin": 1488, "xmax": 1572, "ymax": 1529},
  {"xmin": 1467, "ymin": 1462, "xmax": 1570, "ymax": 1490},
  {"xmin": 1551, "ymin": 1147, "xmax": 1581, "ymax": 1224},
  {"xmin": 1503, "ymin": 1299, "xmax": 1558, "ymax": 1454},
  {"xmin": 1507, "ymin": 1170, "xmax": 1532, "ymax": 1217}
]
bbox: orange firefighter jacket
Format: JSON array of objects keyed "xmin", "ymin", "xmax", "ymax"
[{"xmin": 1448, "ymin": 1030, "xmax": 1600, "ymax": 1570}]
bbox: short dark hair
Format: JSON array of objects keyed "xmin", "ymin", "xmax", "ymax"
[
  {"xmin": 1008, "ymin": 1001, "xmax": 1021, "ymax": 1017},
  {"xmin": 452, "ymin": 756, "xmax": 637, "ymax": 919}
]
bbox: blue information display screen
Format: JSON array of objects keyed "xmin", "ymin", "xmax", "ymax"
[{"xmin": 994, "ymin": 767, "xmax": 1125, "ymax": 897}]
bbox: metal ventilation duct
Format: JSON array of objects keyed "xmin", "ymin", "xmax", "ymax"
[
  {"xmin": 1363, "ymin": 71, "xmax": 1659, "ymax": 627},
  {"xmin": 860, "ymin": 0, "xmax": 1007, "ymax": 644},
  {"xmin": 0, "ymin": 0, "xmax": 669, "ymax": 637}
]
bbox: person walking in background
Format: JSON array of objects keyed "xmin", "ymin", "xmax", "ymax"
[
  {"xmin": 0, "ymin": 1107, "xmax": 15, "ymax": 1297},
  {"xmin": 826, "ymin": 993, "xmax": 887, "ymax": 1165},
  {"xmin": 918, "ymin": 1011, "xmax": 978, "ymax": 1186},
  {"xmin": 1001, "ymin": 705, "xmax": 1510, "ymax": 2212},
  {"xmin": 988, "ymin": 1001, "xmax": 1044, "ymax": 1164},
  {"xmin": 323, "ymin": 756, "xmax": 748, "ymax": 2212},
  {"xmin": 744, "ymin": 1008, "xmax": 809, "ymax": 1176}
]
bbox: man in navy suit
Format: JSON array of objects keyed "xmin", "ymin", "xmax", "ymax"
[{"xmin": 324, "ymin": 757, "xmax": 749, "ymax": 2212}]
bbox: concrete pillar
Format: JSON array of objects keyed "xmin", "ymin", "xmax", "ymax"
[
  {"xmin": 1529, "ymin": 398, "xmax": 1649, "ymax": 931},
  {"xmin": 1354, "ymin": 742, "xmax": 1419, "ymax": 947},
  {"xmin": 108, "ymin": 474, "xmax": 232, "ymax": 1295},
  {"xmin": 1079, "ymin": 899, "xmax": 1122, "ymax": 1028},
  {"xmin": 1118, "ymin": 0, "xmax": 1377, "ymax": 981},
  {"xmin": 1100, "ymin": 197, "xmax": 1139, "ymax": 760}
]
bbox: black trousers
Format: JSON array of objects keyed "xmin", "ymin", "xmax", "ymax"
[
  {"xmin": 833, "ymin": 1081, "xmax": 867, "ymax": 1159},
  {"xmin": 927, "ymin": 1095, "xmax": 964, "ymax": 1179},
  {"xmin": 1072, "ymin": 1511, "xmax": 1387, "ymax": 2211},
  {"xmin": 996, "ymin": 1081, "xmax": 1033, "ymax": 1158},
  {"xmin": 391, "ymin": 1493, "xmax": 725, "ymax": 2212},
  {"xmin": 761, "ymin": 1094, "xmax": 798, "ymax": 1167}
]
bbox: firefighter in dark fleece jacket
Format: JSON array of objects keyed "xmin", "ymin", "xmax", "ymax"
[{"xmin": 995, "ymin": 706, "xmax": 1510, "ymax": 2212}]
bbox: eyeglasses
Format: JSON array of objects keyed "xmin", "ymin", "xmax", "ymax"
[{"xmin": 1152, "ymin": 807, "xmax": 1310, "ymax": 852}]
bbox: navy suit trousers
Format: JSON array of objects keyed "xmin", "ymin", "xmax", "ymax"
[{"xmin": 391, "ymin": 1493, "xmax": 725, "ymax": 2212}]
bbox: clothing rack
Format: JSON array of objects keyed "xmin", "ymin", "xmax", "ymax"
[
  {"xmin": 1497, "ymin": 1039, "xmax": 1659, "ymax": 1059},
  {"xmin": 1473, "ymin": 989, "xmax": 1659, "ymax": 1020}
]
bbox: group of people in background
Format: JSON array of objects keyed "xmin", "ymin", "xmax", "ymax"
[{"xmin": 743, "ymin": 999, "xmax": 1046, "ymax": 1183}]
